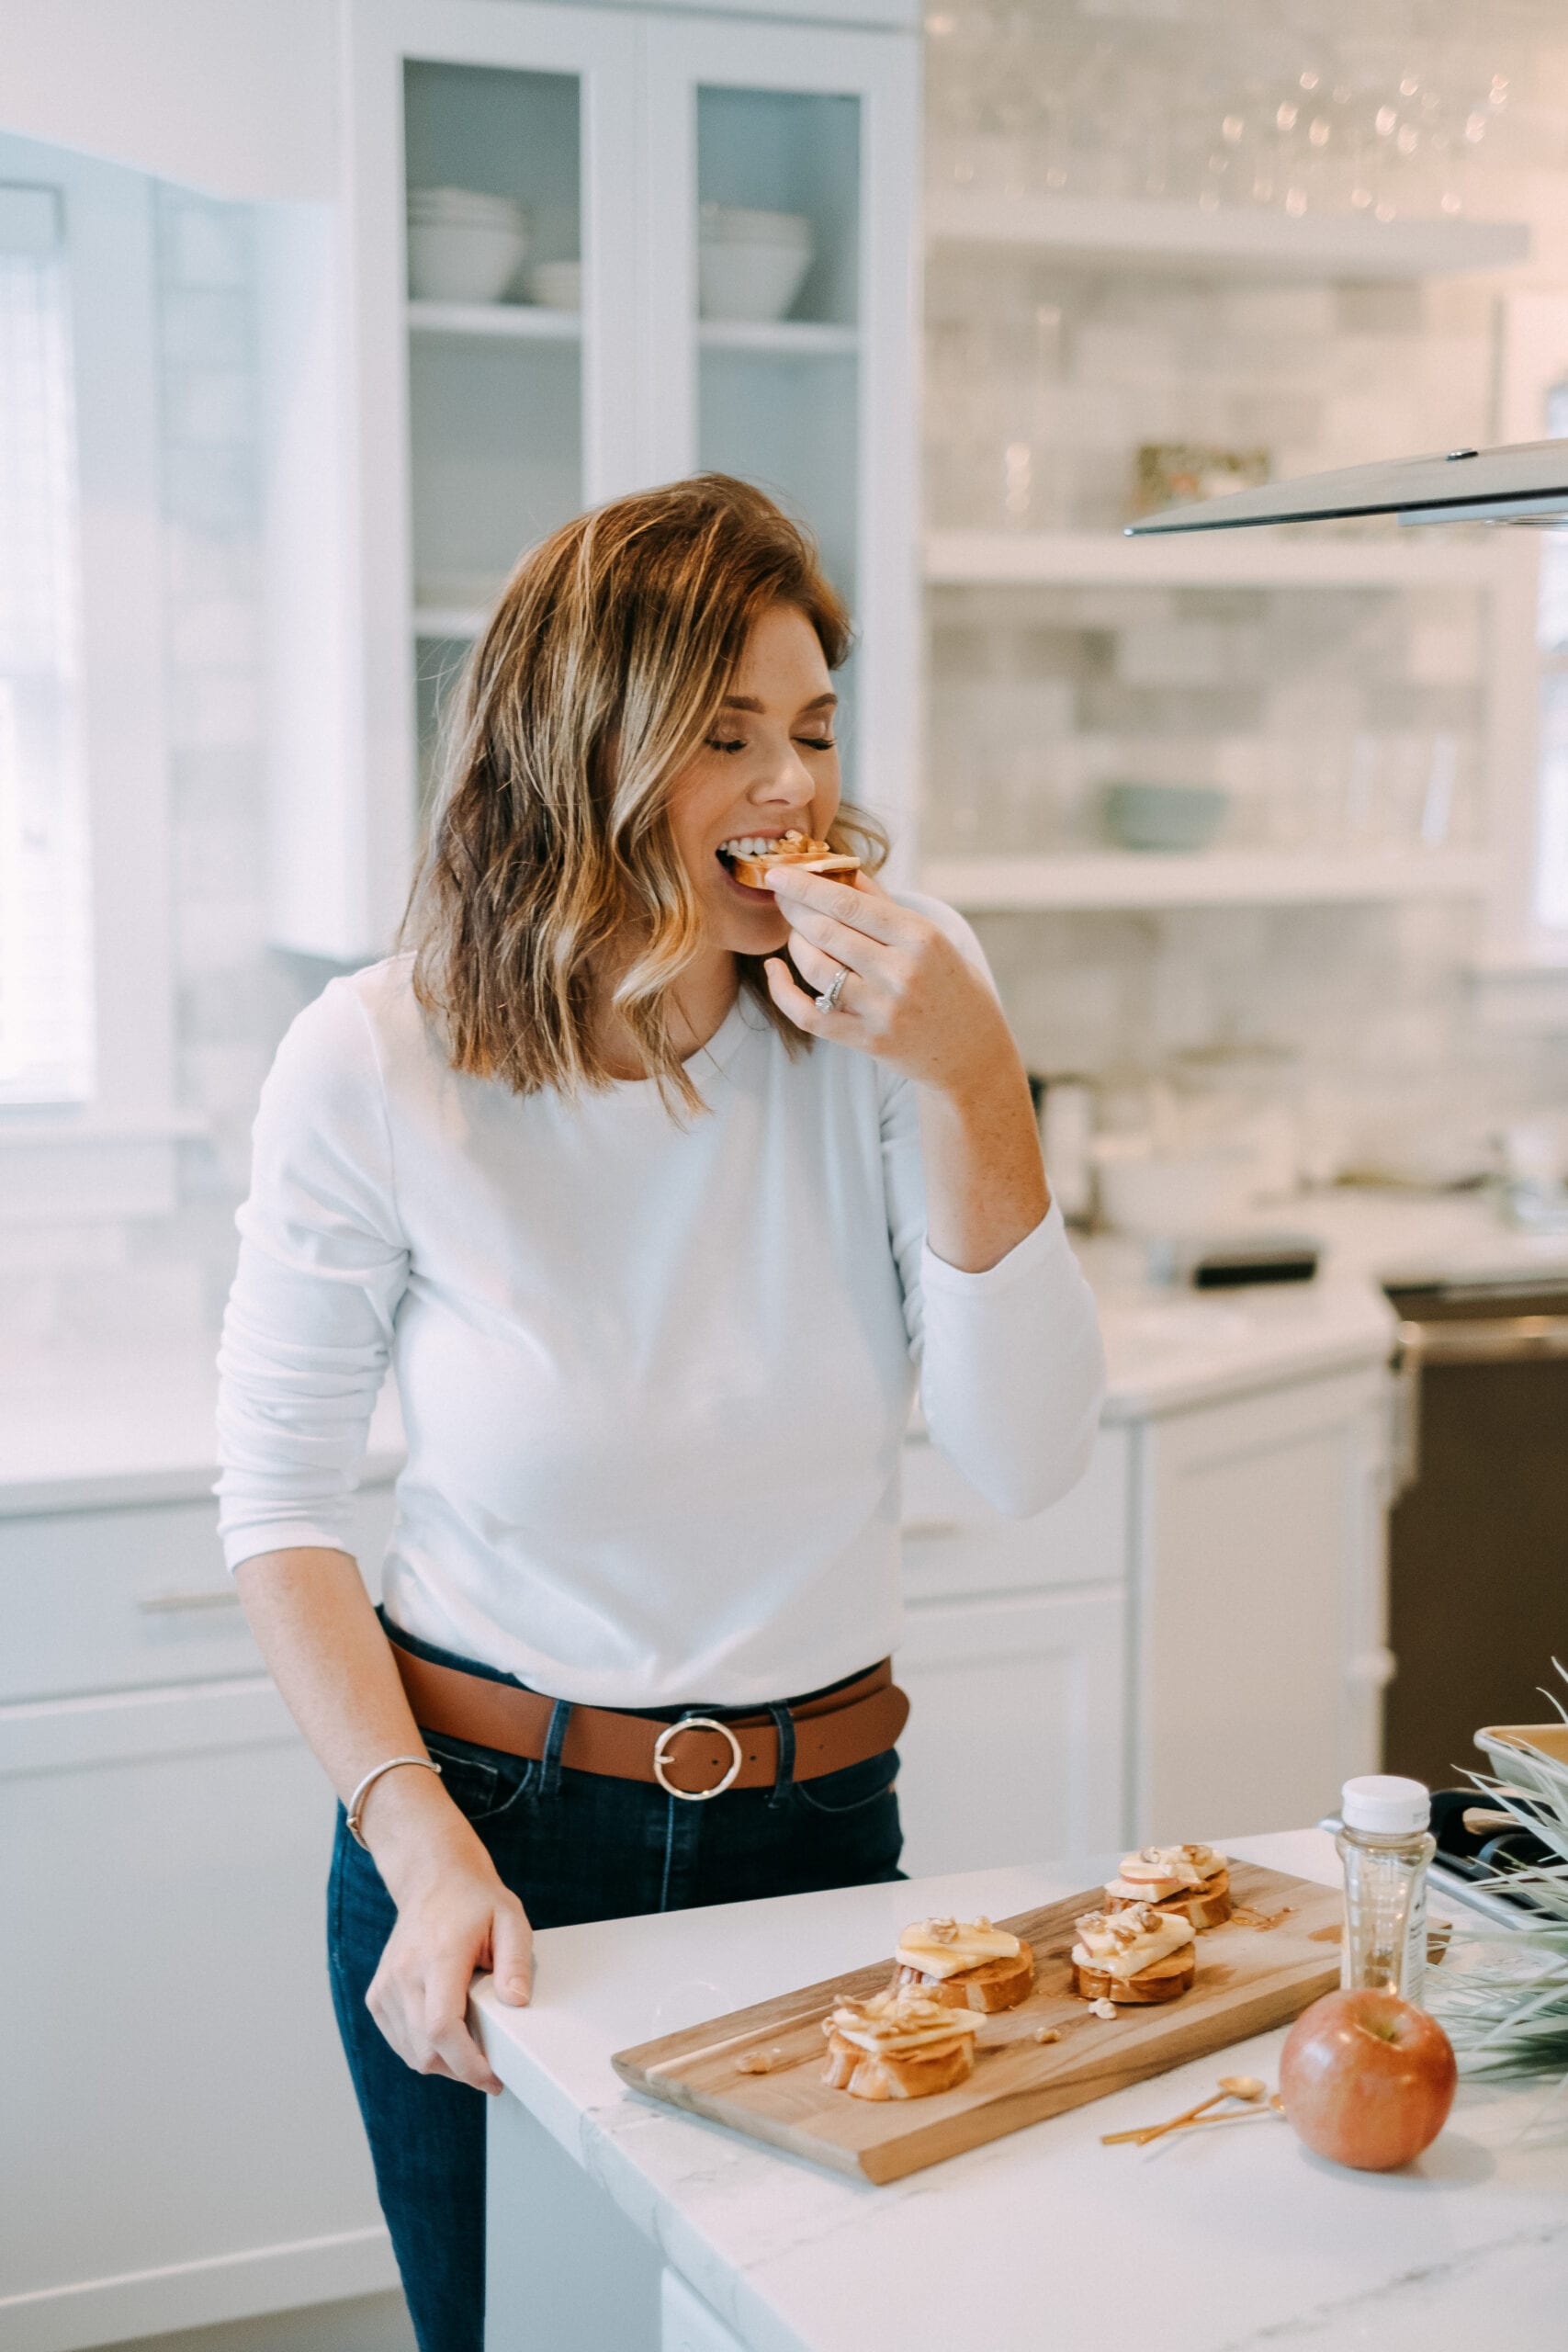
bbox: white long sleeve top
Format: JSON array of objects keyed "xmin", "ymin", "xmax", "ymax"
[{"xmin": 216, "ymin": 899, "xmax": 1105, "ymax": 1707}]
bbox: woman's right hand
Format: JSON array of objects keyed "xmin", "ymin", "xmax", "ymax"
[
  {"xmin": 228, "ymin": 1551, "xmax": 534, "ymax": 2093},
  {"xmin": 366, "ymin": 1804, "xmax": 534, "ymax": 2097}
]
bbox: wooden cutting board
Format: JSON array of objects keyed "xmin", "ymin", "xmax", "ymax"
[{"xmin": 613, "ymin": 1861, "xmax": 1340, "ymax": 2183}]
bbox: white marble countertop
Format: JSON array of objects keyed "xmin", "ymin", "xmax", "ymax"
[
  {"xmin": 473, "ymin": 1829, "xmax": 1568, "ymax": 2352},
  {"xmin": 1089, "ymin": 1185, "xmax": 1568, "ymax": 1420},
  {"xmin": 9, "ymin": 1189, "xmax": 1568, "ymax": 1510}
]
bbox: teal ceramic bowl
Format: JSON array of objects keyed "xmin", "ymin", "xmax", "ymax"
[{"xmin": 1103, "ymin": 781, "xmax": 1229, "ymax": 853}]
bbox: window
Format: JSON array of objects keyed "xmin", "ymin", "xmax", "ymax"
[
  {"xmin": 0, "ymin": 135, "xmax": 175, "ymax": 1221},
  {"xmin": 0, "ymin": 185, "xmax": 93, "ymax": 1102}
]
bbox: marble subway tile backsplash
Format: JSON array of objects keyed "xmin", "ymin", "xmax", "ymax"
[{"xmin": 924, "ymin": 2, "xmax": 1568, "ymax": 1172}]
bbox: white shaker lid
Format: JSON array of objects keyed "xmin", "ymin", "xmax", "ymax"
[{"xmin": 1341, "ymin": 1774, "xmax": 1430, "ymax": 1834}]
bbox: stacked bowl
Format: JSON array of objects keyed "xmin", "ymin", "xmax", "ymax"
[
  {"xmin": 698, "ymin": 204, "xmax": 814, "ymax": 324},
  {"xmin": 408, "ymin": 187, "xmax": 530, "ymax": 304},
  {"xmin": 522, "ymin": 260, "xmax": 582, "ymax": 311}
]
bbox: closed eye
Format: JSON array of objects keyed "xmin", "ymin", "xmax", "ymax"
[{"xmin": 705, "ymin": 736, "xmax": 838, "ymax": 754}]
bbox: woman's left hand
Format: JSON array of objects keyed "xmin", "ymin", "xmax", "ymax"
[{"xmin": 762, "ymin": 867, "xmax": 1012, "ymax": 1100}]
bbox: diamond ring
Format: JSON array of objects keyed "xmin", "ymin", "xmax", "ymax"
[{"xmin": 819, "ymin": 965, "xmax": 849, "ymax": 1014}]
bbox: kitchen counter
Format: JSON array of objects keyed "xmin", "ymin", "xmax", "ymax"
[
  {"xmin": 473, "ymin": 1828, "xmax": 1568, "ymax": 2352},
  {"xmin": 1088, "ymin": 1183, "xmax": 1568, "ymax": 1420},
  {"xmin": 8, "ymin": 1188, "xmax": 1568, "ymax": 1513},
  {"xmin": 0, "ymin": 1341, "xmax": 405, "ymax": 1517}
]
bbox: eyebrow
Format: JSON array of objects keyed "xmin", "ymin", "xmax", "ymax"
[{"xmin": 720, "ymin": 692, "xmax": 839, "ymax": 714}]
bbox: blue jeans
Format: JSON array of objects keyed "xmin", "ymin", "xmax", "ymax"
[{"xmin": 327, "ymin": 1622, "xmax": 904, "ymax": 2352}]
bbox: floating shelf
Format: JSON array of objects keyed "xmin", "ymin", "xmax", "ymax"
[
  {"xmin": 925, "ymin": 528, "xmax": 1507, "ymax": 592},
  {"xmin": 920, "ymin": 849, "xmax": 1496, "ymax": 911},
  {"xmin": 696, "ymin": 319, "xmax": 858, "ymax": 356},
  {"xmin": 924, "ymin": 188, "xmax": 1530, "ymax": 280},
  {"xmin": 407, "ymin": 299, "xmax": 581, "ymax": 342}
]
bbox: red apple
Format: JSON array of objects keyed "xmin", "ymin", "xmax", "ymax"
[{"xmin": 1280, "ymin": 1989, "xmax": 1457, "ymax": 2172}]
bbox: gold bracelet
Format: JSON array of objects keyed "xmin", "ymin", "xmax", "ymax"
[{"xmin": 345, "ymin": 1753, "xmax": 443, "ymax": 1850}]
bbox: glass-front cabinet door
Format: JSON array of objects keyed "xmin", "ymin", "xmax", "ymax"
[
  {"xmin": 643, "ymin": 17, "xmax": 919, "ymax": 869},
  {"xmin": 341, "ymin": 0, "xmax": 641, "ymax": 950},
  {"xmin": 281, "ymin": 1, "xmax": 917, "ymax": 960}
]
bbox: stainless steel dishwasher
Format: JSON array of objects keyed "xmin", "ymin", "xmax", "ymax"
[{"xmin": 1384, "ymin": 1274, "xmax": 1568, "ymax": 1792}]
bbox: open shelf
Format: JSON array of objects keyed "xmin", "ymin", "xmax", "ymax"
[
  {"xmin": 407, "ymin": 300, "xmax": 581, "ymax": 343},
  {"xmin": 925, "ymin": 528, "xmax": 1506, "ymax": 593},
  {"xmin": 696, "ymin": 319, "xmax": 858, "ymax": 356},
  {"xmin": 921, "ymin": 848, "xmax": 1496, "ymax": 912},
  {"xmin": 924, "ymin": 188, "xmax": 1530, "ymax": 280}
]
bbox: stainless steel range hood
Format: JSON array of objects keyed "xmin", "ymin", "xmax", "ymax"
[{"xmin": 1125, "ymin": 439, "xmax": 1568, "ymax": 535}]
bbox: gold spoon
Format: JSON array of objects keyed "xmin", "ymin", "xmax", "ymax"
[
  {"xmin": 1159, "ymin": 2090, "xmax": 1286, "ymax": 2135},
  {"xmin": 1100, "ymin": 2075, "xmax": 1269, "ymax": 2147}
]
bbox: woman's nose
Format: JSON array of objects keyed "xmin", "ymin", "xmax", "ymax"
[{"xmin": 751, "ymin": 741, "xmax": 813, "ymax": 800}]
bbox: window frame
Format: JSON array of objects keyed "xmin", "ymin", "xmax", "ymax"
[{"xmin": 0, "ymin": 132, "xmax": 184, "ymax": 1223}]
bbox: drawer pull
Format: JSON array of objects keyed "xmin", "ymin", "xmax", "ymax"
[
  {"xmin": 135, "ymin": 1585, "xmax": 243, "ymax": 1615},
  {"xmin": 902, "ymin": 1520, "xmax": 968, "ymax": 1542}
]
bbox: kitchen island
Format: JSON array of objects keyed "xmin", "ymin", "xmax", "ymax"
[{"xmin": 472, "ymin": 1829, "xmax": 1568, "ymax": 2352}]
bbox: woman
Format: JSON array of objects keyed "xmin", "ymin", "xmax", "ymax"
[{"xmin": 218, "ymin": 475, "xmax": 1103, "ymax": 2352}]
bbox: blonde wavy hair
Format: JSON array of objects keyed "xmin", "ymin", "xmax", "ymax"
[{"xmin": 403, "ymin": 475, "xmax": 886, "ymax": 1110}]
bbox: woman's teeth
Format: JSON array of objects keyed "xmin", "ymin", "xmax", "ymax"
[{"xmin": 717, "ymin": 831, "xmax": 802, "ymax": 861}]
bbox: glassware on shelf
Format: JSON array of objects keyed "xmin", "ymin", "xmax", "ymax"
[
  {"xmin": 925, "ymin": 302, "xmax": 1066, "ymax": 531},
  {"xmin": 923, "ymin": 4, "xmax": 1528, "ymax": 224}
]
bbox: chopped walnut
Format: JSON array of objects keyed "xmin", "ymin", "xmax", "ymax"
[
  {"xmin": 735, "ymin": 2047, "xmax": 784, "ymax": 2075},
  {"xmin": 1091, "ymin": 1998, "xmax": 1119, "ymax": 2019},
  {"xmin": 924, "ymin": 1917, "xmax": 959, "ymax": 1943},
  {"xmin": 1032, "ymin": 2026, "xmax": 1062, "ymax": 2044}
]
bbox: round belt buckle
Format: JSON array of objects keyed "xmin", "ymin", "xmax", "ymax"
[{"xmin": 652, "ymin": 1714, "xmax": 744, "ymax": 1801}]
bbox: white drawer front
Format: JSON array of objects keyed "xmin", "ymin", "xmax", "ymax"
[
  {"xmin": 2, "ymin": 1483, "xmax": 398, "ymax": 1704},
  {"xmin": 900, "ymin": 1424, "xmax": 1127, "ymax": 1603}
]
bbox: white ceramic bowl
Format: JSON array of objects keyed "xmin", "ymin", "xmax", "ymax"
[
  {"xmin": 1092, "ymin": 1142, "xmax": 1258, "ymax": 1239},
  {"xmin": 1103, "ymin": 781, "xmax": 1230, "ymax": 854},
  {"xmin": 1474, "ymin": 1722, "xmax": 1568, "ymax": 1781},
  {"xmin": 409, "ymin": 185, "xmax": 525, "ymax": 223},
  {"xmin": 523, "ymin": 260, "xmax": 582, "ymax": 311},
  {"xmin": 408, "ymin": 219, "xmax": 530, "ymax": 303},
  {"xmin": 699, "ymin": 203, "xmax": 812, "ymax": 246},
  {"xmin": 698, "ymin": 239, "xmax": 813, "ymax": 323}
]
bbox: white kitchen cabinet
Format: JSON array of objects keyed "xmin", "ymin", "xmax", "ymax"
[
  {"xmin": 901, "ymin": 1422, "xmax": 1128, "ymax": 1603},
  {"xmin": 895, "ymin": 1585, "xmax": 1127, "ymax": 1878},
  {"xmin": 268, "ymin": 0, "xmax": 920, "ymax": 960},
  {"xmin": 0, "ymin": 1479, "xmax": 399, "ymax": 2352},
  {"xmin": 893, "ymin": 1351, "xmax": 1391, "ymax": 1875},
  {"xmin": 1124, "ymin": 1363, "xmax": 1392, "ymax": 1846}
]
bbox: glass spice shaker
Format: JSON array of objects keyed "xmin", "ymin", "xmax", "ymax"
[{"xmin": 1337, "ymin": 1775, "xmax": 1437, "ymax": 2007}]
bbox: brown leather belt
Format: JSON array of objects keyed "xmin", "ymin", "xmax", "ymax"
[{"xmin": 388, "ymin": 1634, "xmax": 909, "ymax": 1802}]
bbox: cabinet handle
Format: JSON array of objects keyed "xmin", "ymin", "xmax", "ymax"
[
  {"xmin": 1388, "ymin": 1331, "xmax": 1423, "ymax": 1502},
  {"xmin": 901, "ymin": 1520, "xmax": 968, "ymax": 1541},
  {"xmin": 134, "ymin": 1585, "xmax": 243, "ymax": 1614}
]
